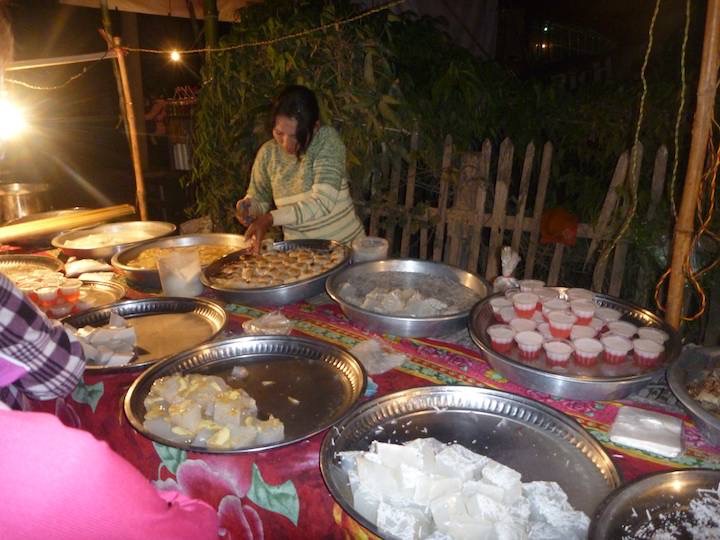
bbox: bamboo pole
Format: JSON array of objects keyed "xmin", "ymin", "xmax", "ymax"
[
  {"xmin": 666, "ymin": 0, "xmax": 720, "ymax": 329},
  {"xmin": 112, "ymin": 36, "xmax": 148, "ymax": 221}
]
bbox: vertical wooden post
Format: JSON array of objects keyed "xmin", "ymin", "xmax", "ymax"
[
  {"xmin": 666, "ymin": 0, "xmax": 720, "ymax": 329},
  {"xmin": 113, "ymin": 37, "xmax": 148, "ymax": 220},
  {"xmin": 204, "ymin": 0, "xmax": 219, "ymax": 61}
]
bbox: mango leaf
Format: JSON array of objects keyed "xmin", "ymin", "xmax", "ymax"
[
  {"xmin": 71, "ymin": 381, "xmax": 104, "ymax": 413},
  {"xmin": 153, "ymin": 443, "xmax": 187, "ymax": 476},
  {"xmin": 247, "ymin": 463, "xmax": 299, "ymax": 526}
]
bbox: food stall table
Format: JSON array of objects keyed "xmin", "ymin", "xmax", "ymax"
[{"xmin": 28, "ymin": 291, "xmax": 720, "ymax": 539}]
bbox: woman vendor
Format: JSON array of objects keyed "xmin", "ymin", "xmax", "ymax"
[{"xmin": 236, "ymin": 85, "xmax": 365, "ymax": 250}]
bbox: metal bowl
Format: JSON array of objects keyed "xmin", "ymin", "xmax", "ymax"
[
  {"xmin": 124, "ymin": 335, "xmax": 366, "ymax": 453},
  {"xmin": 52, "ymin": 221, "xmax": 176, "ymax": 259},
  {"xmin": 589, "ymin": 469, "xmax": 720, "ymax": 539},
  {"xmin": 320, "ymin": 385, "xmax": 620, "ymax": 536},
  {"xmin": 326, "ymin": 258, "xmax": 489, "ymax": 337},
  {"xmin": 112, "ymin": 233, "xmax": 250, "ymax": 288},
  {"xmin": 469, "ymin": 290, "xmax": 682, "ymax": 401},
  {"xmin": 667, "ymin": 346, "xmax": 720, "ymax": 446},
  {"xmin": 6, "ymin": 208, "xmax": 90, "ymax": 247},
  {"xmin": 202, "ymin": 239, "xmax": 351, "ymax": 306}
]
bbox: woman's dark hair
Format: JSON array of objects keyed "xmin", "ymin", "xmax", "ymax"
[{"xmin": 271, "ymin": 85, "xmax": 320, "ymax": 157}]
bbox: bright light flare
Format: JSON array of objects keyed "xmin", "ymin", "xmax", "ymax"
[
  {"xmin": 0, "ymin": 98, "xmax": 27, "ymax": 140},
  {"xmin": 169, "ymin": 50, "xmax": 182, "ymax": 62}
]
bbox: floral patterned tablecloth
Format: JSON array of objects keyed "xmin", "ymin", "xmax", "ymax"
[{"xmin": 29, "ymin": 295, "xmax": 720, "ymax": 540}]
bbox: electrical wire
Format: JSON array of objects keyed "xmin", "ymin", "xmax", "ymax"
[{"xmin": 5, "ymin": 49, "xmax": 109, "ymax": 91}]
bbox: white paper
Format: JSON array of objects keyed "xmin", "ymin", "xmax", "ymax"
[{"xmin": 609, "ymin": 406, "xmax": 683, "ymax": 458}]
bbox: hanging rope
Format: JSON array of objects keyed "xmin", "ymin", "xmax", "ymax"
[{"xmin": 5, "ymin": 51, "xmax": 109, "ymax": 90}]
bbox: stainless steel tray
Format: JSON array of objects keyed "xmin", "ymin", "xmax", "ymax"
[
  {"xmin": 667, "ymin": 347, "xmax": 720, "ymax": 446},
  {"xmin": 111, "ymin": 233, "xmax": 250, "ymax": 288},
  {"xmin": 326, "ymin": 258, "xmax": 489, "ymax": 337},
  {"xmin": 52, "ymin": 221, "xmax": 176, "ymax": 259},
  {"xmin": 590, "ymin": 469, "xmax": 720, "ymax": 539},
  {"xmin": 469, "ymin": 290, "xmax": 682, "ymax": 401},
  {"xmin": 124, "ymin": 335, "xmax": 367, "ymax": 453},
  {"xmin": 202, "ymin": 239, "xmax": 351, "ymax": 306},
  {"xmin": 0, "ymin": 254, "xmax": 64, "ymax": 278},
  {"xmin": 320, "ymin": 385, "xmax": 620, "ymax": 536},
  {"xmin": 78, "ymin": 280, "xmax": 127, "ymax": 308},
  {"xmin": 63, "ymin": 297, "xmax": 227, "ymax": 373}
]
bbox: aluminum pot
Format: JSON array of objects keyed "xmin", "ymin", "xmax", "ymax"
[{"xmin": 0, "ymin": 183, "xmax": 50, "ymax": 223}]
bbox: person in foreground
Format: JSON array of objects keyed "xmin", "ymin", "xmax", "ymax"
[
  {"xmin": 0, "ymin": 273, "xmax": 219, "ymax": 539},
  {"xmin": 236, "ymin": 84, "xmax": 365, "ymax": 250}
]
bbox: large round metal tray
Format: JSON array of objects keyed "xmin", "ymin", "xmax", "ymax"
[
  {"xmin": 201, "ymin": 239, "xmax": 351, "ymax": 306},
  {"xmin": 78, "ymin": 279, "xmax": 127, "ymax": 309},
  {"xmin": 320, "ymin": 385, "xmax": 620, "ymax": 536},
  {"xmin": 6, "ymin": 208, "xmax": 90, "ymax": 247},
  {"xmin": 0, "ymin": 254, "xmax": 64, "ymax": 280},
  {"xmin": 124, "ymin": 335, "xmax": 367, "ymax": 453},
  {"xmin": 111, "ymin": 233, "xmax": 250, "ymax": 288},
  {"xmin": 326, "ymin": 258, "xmax": 489, "ymax": 337},
  {"xmin": 468, "ymin": 290, "xmax": 681, "ymax": 401},
  {"xmin": 62, "ymin": 297, "xmax": 227, "ymax": 373},
  {"xmin": 52, "ymin": 221, "xmax": 176, "ymax": 259},
  {"xmin": 667, "ymin": 347, "xmax": 720, "ymax": 446},
  {"xmin": 589, "ymin": 469, "xmax": 720, "ymax": 539}
]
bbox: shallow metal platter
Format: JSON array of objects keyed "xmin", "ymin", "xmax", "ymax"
[
  {"xmin": 202, "ymin": 239, "xmax": 351, "ymax": 306},
  {"xmin": 78, "ymin": 279, "xmax": 127, "ymax": 308},
  {"xmin": 320, "ymin": 385, "xmax": 620, "ymax": 536},
  {"xmin": 63, "ymin": 297, "xmax": 227, "ymax": 373},
  {"xmin": 111, "ymin": 233, "xmax": 250, "ymax": 288},
  {"xmin": 0, "ymin": 254, "xmax": 64, "ymax": 279},
  {"xmin": 124, "ymin": 335, "xmax": 366, "ymax": 453},
  {"xmin": 468, "ymin": 290, "xmax": 681, "ymax": 401},
  {"xmin": 667, "ymin": 347, "xmax": 720, "ymax": 446},
  {"xmin": 590, "ymin": 469, "xmax": 720, "ymax": 539},
  {"xmin": 52, "ymin": 221, "xmax": 176, "ymax": 259},
  {"xmin": 326, "ymin": 258, "xmax": 489, "ymax": 337}
]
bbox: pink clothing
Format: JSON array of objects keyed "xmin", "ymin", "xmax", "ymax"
[{"xmin": 0, "ymin": 410, "xmax": 219, "ymax": 540}]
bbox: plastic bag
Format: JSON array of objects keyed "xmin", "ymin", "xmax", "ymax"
[
  {"xmin": 349, "ymin": 338, "xmax": 407, "ymax": 375},
  {"xmin": 242, "ymin": 311, "xmax": 294, "ymax": 336},
  {"xmin": 492, "ymin": 246, "xmax": 521, "ymax": 293}
]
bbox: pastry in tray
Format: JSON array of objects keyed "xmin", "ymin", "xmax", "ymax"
[
  {"xmin": 127, "ymin": 244, "xmax": 237, "ymax": 269},
  {"xmin": 688, "ymin": 366, "xmax": 720, "ymax": 418},
  {"xmin": 209, "ymin": 246, "xmax": 345, "ymax": 289}
]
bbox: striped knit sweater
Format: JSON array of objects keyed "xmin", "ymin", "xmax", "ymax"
[{"xmin": 245, "ymin": 126, "xmax": 365, "ymax": 244}]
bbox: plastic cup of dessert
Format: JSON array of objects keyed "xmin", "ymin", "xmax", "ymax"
[
  {"xmin": 512, "ymin": 292, "xmax": 539, "ymax": 319},
  {"xmin": 570, "ymin": 300, "xmax": 595, "ymax": 325},
  {"xmin": 490, "ymin": 297, "xmax": 513, "ymax": 321},
  {"xmin": 566, "ymin": 288, "xmax": 595, "ymax": 302},
  {"xmin": 17, "ymin": 281, "xmax": 40, "ymax": 303},
  {"xmin": 600, "ymin": 335, "xmax": 633, "ymax": 364},
  {"xmin": 519, "ymin": 279, "xmax": 545, "ymax": 292},
  {"xmin": 537, "ymin": 322, "xmax": 553, "ymax": 341},
  {"xmin": 541, "ymin": 298, "xmax": 569, "ymax": 319},
  {"xmin": 499, "ymin": 306, "xmax": 517, "ymax": 324},
  {"xmin": 504, "ymin": 288, "xmax": 520, "ymax": 301},
  {"xmin": 573, "ymin": 337, "xmax": 603, "ymax": 367},
  {"xmin": 514, "ymin": 330, "xmax": 544, "ymax": 360},
  {"xmin": 536, "ymin": 288, "xmax": 560, "ymax": 307},
  {"xmin": 532, "ymin": 310, "xmax": 546, "ymax": 324},
  {"xmin": 35, "ymin": 286, "xmax": 59, "ymax": 305},
  {"xmin": 547, "ymin": 311, "xmax": 577, "ymax": 339},
  {"xmin": 637, "ymin": 327, "xmax": 669, "ymax": 345},
  {"xmin": 589, "ymin": 317, "xmax": 606, "ymax": 333},
  {"xmin": 606, "ymin": 320, "xmax": 638, "ymax": 339},
  {"xmin": 632, "ymin": 338, "xmax": 665, "ymax": 368},
  {"xmin": 49, "ymin": 302, "xmax": 74, "ymax": 318},
  {"xmin": 570, "ymin": 325, "xmax": 596, "ymax": 340},
  {"xmin": 543, "ymin": 340, "xmax": 574, "ymax": 367},
  {"xmin": 487, "ymin": 324, "xmax": 516, "ymax": 353},
  {"xmin": 60, "ymin": 278, "xmax": 83, "ymax": 303},
  {"xmin": 595, "ymin": 307, "xmax": 622, "ymax": 323},
  {"xmin": 510, "ymin": 318, "xmax": 536, "ymax": 334}
]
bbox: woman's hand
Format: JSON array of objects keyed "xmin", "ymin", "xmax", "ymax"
[
  {"xmin": 235, "ymin": 199, "xmax": 253, "ymax": 226},
  {"xmin": 244, "ymin": 212, "xmax": 274, "ymax": 253}
]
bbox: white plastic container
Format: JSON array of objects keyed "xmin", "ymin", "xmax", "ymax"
[
  {"xmin": 351, "ymin": 236, "xmax": 389, "ymax": 263},
  {"xmin": 157, "ymin": 250, "xmax": 204, "ymax": 297}
]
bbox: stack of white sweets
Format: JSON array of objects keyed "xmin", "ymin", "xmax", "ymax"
[
  {"xmin": 70, "ymin": 312, "xmax": 136, "ymax": 366},
  {"xmin": 338, "ymin": 438, "xmax": 589, "ymax": 540}
]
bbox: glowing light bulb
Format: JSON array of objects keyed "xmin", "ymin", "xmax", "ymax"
[
  {"xmin": 541, "ymin": 43, "xmax": 547, "ymax": 49},
  {"xmin": 170, "ymin": 50, "xmax": 181, "ymax": 62},
  {"xmin": 0, "ymin": 98, "xmax": 27, "ymax": 140}
]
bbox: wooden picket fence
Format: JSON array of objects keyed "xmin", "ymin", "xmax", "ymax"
[{"xmin": 359, "ymin": 134, "xmax": 669, "ymax": 296}]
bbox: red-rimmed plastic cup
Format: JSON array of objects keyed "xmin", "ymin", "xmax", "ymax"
[
  {"xmin": 632, "ymin": 338, "xmax": 665, "ymax": 368},
  {"xmin": 519, "ymin": 279, "xmax": 545, "ymax": 292},
  {"xmin": 512, "ymin": 292, "xmax": 539, "ymax": 319},
  {"xmin": 499, "ymin": 306, "xmax": 516, "ymax": 324},
  {"xmin": 596, "ymin": 307, "xmax": 622, "ymax": 323},
  {"xmin": 570, "ymin": 300, "xmax": 595, "ymax": 325},
  {"xmin": 637, "ymin": 327, "xmax": 669, "ymax": 345},
  {"xmin": 35, "ymin": 286, "xmax": 59, "ymax": 306},
  {"xmin": 573, "ymin": 337, "xmax": 603, "ymax": 367},
  {"xmin": 543, "ymin": 340, "xmax": 573, "ymax": 367},
  {"xmin": 589, "ymin": 317, "xmax": 605, "ymax": 333},
  {"xmin": 606, "ymin": 321, "xmax": 638, "ymax": 339},
  {"xmin": 487, "ymin": 324, "xmax": 516, "ymax": 353},
  {"xmin": 570, "ymin": 325, "xmax": 596, "ymax": 340},
  {"xmin": 514, "ymin": 330, "xmax": 544, "ymax": 360},
  {"xmin": 532, "ymin": 310, "xmax": 546, "ymax": 324},
  {"xmin": 510, "ymin": 318, "xmax": 536, "ymax": 334},
  {"xmin": 601, "ymin": 335, "xmax": 633, "ymax": 364},
  {"xmin": 59, "ymin": 278, "xmax": 83, "ymax": 303},
  {"xmin": 547, "ymin": 311, "xmax": 577, "ymax": 339},
  {"xmin": 489, "ymin": 297, "xmax": 513, "ymax": 321},
  {"xmin": 537, "ymin": 322, "xmax": 553, "ymax": 341},
  {"xmin": 541, "ymin": 298, "xmax": 569, "ymax": 320},
  {"xmin": 566, "ymin": 288, "xmax": 594, "ymax": 302}
]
